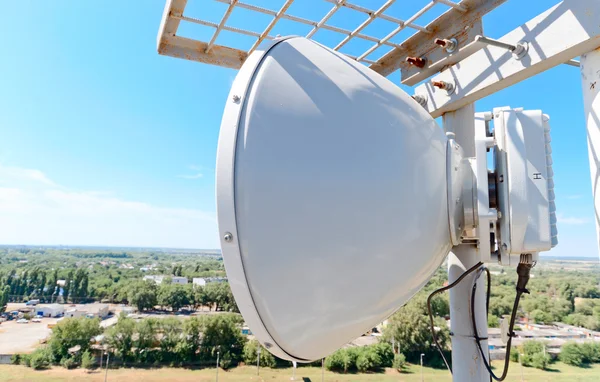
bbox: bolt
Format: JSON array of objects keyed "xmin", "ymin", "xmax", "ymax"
[
  {"xmin": 434, "ymin": 38, "xmax": 458, "ymax": 53},
  {"xmin": 223, "ymin": 232, "xmax": 233, "ymax": 242},
  {"xmin": 411, "ymin": 94, "xmax": 427, "ymax": 106},
  {"xmin": 502, "ymin": 243, "xmax": 508, "ymax": 251},
  {"xmin": 232, "ymin": 95, "xmax": 241, "ymax": 103},
  {"xmin": 432, "ymin": 80, "xmax": 455, "ymax": 94},
  {"xmin": 264, "ymin": 342, "xmax": 273, "ymax": 349},
  {"xmin": 406, "ymin": 56, "xmax": 426, "ymax": 68}
]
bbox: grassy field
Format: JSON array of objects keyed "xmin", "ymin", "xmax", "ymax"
[{"xmin": 1, "ymin": 362, "xmax": 600, "ymax": 381}]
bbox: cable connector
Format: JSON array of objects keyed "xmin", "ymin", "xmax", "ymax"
[{"xmin": 515, "ymin": 262, "xmax": 533, "ymax": 294}]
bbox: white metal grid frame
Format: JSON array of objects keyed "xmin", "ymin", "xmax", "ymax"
[{"xmin": 157, "ymin": 0, "xmax": 504, "ymax": 83}]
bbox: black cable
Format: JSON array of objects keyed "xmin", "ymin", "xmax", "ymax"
[
  {"xmin": 471, "ymin": 262, "xmax": 533, "ymax": 381},
  {"xmin": 426, "ymin": 261, "xmax": 485, "ymax": 375}
]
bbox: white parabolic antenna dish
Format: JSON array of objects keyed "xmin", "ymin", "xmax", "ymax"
[{"xmin": 216, "ymin": 37, "xmax": 452, "ymax": 362}]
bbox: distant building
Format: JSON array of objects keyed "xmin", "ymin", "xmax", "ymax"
[
  {"xmin": 35, "ymin": 304, "xmax": 65, "ymax": 318},
  {"xmin": 64, "ymin": 309, "xmax": 86, "ymax": 318},
  {"xmin": 171, "ymin": 276, "xmax": 188, "ymax": 284},
  {"xmin": 143, "ymin": 275, "xmax": 188, "ymax": 285},
  {"xmin": 84, "ymin": 303, "xmax": 110, "ymax": 318},
  {"xmin": 192, "ymin": 278, "xmax": 206, "ymax": 287},
  {"xmin": 64, "ymin": 303, "xmax": 109, "ymax": 319}
]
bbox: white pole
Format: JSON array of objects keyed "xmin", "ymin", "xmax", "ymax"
[
  {"xmin": 257, "ymin": 346, "xmax": 261, "ymax": 375},
  {"xmin": 216, "ymin": 351, "xmax": 220, "ymax": 382},
  {"xmin": 420, "ymin": 353, "xmax": 424, "ymax": 382},
  {"xmin": 581, "ymin": 49, "xmax": 600, "ymax": 258},
  {"xmin": 104, "ymin": 353, "xmax": 110, "ymax": 382},
  {"xmin": 291, "ymin": 361, "xmax": 296, "ymax": 381},
  {"xmin": 444, "ymin": 104, "xmax": 490, "ymax": 382}
]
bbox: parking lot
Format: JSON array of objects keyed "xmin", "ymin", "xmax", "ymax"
[{"xmin": 0, "ymin": 317, "xmax": 56, "ymax": 354}]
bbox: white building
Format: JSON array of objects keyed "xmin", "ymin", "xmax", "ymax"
[
  {"xmin": 35, "ymin": 304, "xmax": 65, "ymax": 318},
  {"xmin": 64, "ymin": 309, "xmax": 86, "ymax": 318},
  {"xmin": 63, "ymin": 303, "xmax": 109, "ymax": 319},
  {"xmin": 192, "ymin": 278, "xmax": 206, "ymax": 287},
  {"xmin": 143, "ymin": 275, "xmax": 188, "ymax": 285}
]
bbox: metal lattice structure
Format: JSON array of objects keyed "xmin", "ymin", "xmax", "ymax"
[{"xmin": 157, "ymin": 0, "xmax": 505, "ymax": 85}]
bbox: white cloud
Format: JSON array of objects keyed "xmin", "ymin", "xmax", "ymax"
[
  {"xmin": 557, "ymin": 214, "xmax": 589, "ymax": 225},
  {"xmin": 565, "ymin": 194, "xmax": 583, "ymax": 200},
  {"xmin": 177, "ymin": 172, "xmax": 203, "ymax": 179},
  {"xmin": 0, "ymin": 165, "xmax": 218, "ymax": 248}
]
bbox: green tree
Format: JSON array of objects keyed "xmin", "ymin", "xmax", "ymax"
[
  {"xmin": 48, "ymin": 317, "xmax": 102, "ymax": 362},
  {"xmin": 198, "ymin": 314, "xmax": 246, "ymax": 367},
  {"xmin": 488, "ymin": 314, "xmax": 500, "ymax": 328},
  {"xmin": 134, "ymin": 318, "xmax": 158, "ymax": 363},
  {"xmin": 381, "ymin": 297, "xmax": 450, "ymax": 364},
  {"xmin": 105, "ymin": 315, "xmax": 136, "ymax": 363},
  {"xmin": 530, "ymin": 352, "xmax": 551, "ymax": 370},
  {"xmin": 81, "ymin": 350, "xmax": 94, "ymax": 372},
  {"xmin": 127, "ymin": 280, "xmax": 157, "ymax": 312},
  {"xmin": 0, "ymin": 285, "xmax": 9, "ymax": 313},
  {"xmin": 560, "ymin": 342, "xmax": 585, "ymax": 366},
  {"xmin": 158, "ymin": 284, "xmax": 190, "ymax": 312},
  {"xmin": 158, "ymin": 317, "xmax": 183, "ymax": 365},
  {"xmin": 243, "ymin": 339, "xmax": 276, "ymax": 368},
  {"xmin": 530, "ymin": 309, "xmax": 552, "ymax": 324},
  {"xmin": 392, "ymin": 353, "xmax": 406, "ymax": 371}
]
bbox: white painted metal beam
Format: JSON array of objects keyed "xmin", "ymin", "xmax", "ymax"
[
  {"xmin": 415, "ymin": 0, "xmax": 600, "ymax": 118},
  {"xmin": 581, "ymin": 49, "xmax": 600, "ymax": 259},
  {"xmin": 378, "ymin": 0, "xmax": 506, "ymax": 85}
]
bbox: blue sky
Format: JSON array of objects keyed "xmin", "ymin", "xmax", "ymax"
[{"xmin": 0, "ymin": 0, "xmax": 596, "ymax": 257}]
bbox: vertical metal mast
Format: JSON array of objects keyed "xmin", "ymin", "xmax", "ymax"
[{"xmin": 444, "ymin": 105, "xmax": 490, "ymax": 382}]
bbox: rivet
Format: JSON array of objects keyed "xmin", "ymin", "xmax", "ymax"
[
  {"xmin": 232, "ymin": 95, "xmax": 241, "ymax": 103},
  {"xmin": 224, "ymin": 232, "xmax": 233, "ymax": 242}
]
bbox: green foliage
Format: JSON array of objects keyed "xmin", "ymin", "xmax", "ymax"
[
  {"xmin": 158, "ymin": 284, "xmax": 190, "ymax": 312},
  {"xmin": 60, "ymin": 357, "xmax": 77, "ymax": 369},
  {"xmin": 372, "ymin": 343, "xmax": 394, "ymax": 368},
  {"xmin": 324, "ymin": 344, "xmax": 394, "ymax": 373},
  {"xmin": 581, "ymin": 342, "xmax": 600, "ymax": 363},
  {"xmin": 355, "ymin": 348, "xmax": 381, "ymax": 373},
  {"xmin": 559, "ymin": 342, "xmax": 600, "ymax": 367},
  {"xmin": 29, "ymin": 347, "xmax": 52, "ymax": 370},
  {"xmin": 517, "ymin": 340, "xmax": 551, "ymax": 368},
  {"xmin": 127, "ymin": 280, "xmax": 158, "ymax": 311},
  {"xmin": 10, "ymin": 354, "xmax": 21, "ymax": 365},
  {"xmin": 48, "ymin": 317, "xmax": 102, "ymax": 363},
  {"xmin": 560, "ymin": 342, "xmax": 585, "ymax": 366},
  {"xmin": 381, "ymin": 297, "xmax": 450, "ymax": 365},
  {"xmin": 530, "ymin": 309, "xmax": 553, "ymax": 324},
  {"xmin": 392, "ymin": 353, "xmax": 406, "ymax": 371},
  {"xmin": 530, "ymin": 352, "xmax": 551, "ymax": 370},
  {"xmin": 243, "ymin": 340, "xmax": 276, "ymax": 368},
  {"xmin": 81, "ymin": 350, "xmax": 94, "ymax": 371},
  {"xmin": 509, "ymin": 347, "xmax": 519, "ymax": 363},
  {"xmin": 0, "ymin": 285, "xmax": 9, "ymax": 313},
  {"xmin": 197, "ymin": 314, "xmax": 246, "ymax": 365},
  {"xmin": 488, "ymin": 314, "xmax": 500, "ymax": 328},
  {"xmin": 106, "ymin": 315, "xmax": 136, "ymax": 362}
]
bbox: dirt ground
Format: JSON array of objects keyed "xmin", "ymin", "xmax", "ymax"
[{"xmin": 0, "ymin": 318, "xmax": 55, "ymax": 354}]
